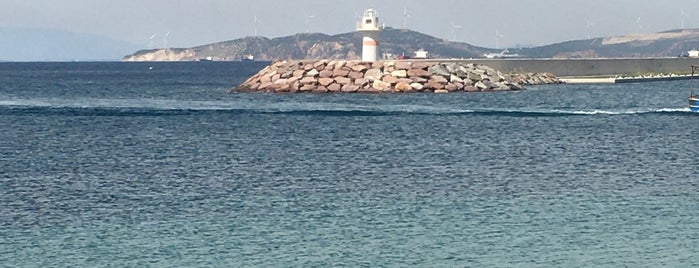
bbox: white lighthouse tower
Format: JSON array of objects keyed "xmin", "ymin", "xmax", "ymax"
[{"xmin": 356, "ymin": 9, "xmax": 382, "ymax": 62}]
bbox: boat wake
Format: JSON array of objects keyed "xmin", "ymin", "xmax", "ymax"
[{"xmin": 0, "ymin": 98, "xmax": 692, "ymax": 117}]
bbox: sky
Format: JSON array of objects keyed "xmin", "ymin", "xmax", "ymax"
[{"xmin": 3, "ymin": 0, "xmax": 699, "ymax": 49}]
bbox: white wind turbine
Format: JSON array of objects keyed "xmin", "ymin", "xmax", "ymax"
[
  {"xmin": 305, "ymin": 14, "xmax": 315, "ymax": 33},
  {"xmin": 163, "ymin": 32, "xmax": 170, "ymax": 51},
  {"xmin": 495, "ymin": 29, "xmax": 505, "ymax": 49},
  {"xmin": 148, "ymin": 33, "xmax": 158, "ymax": 49},
  {"xmin": 403, "ymin": 7, "xmax": 411, "ymax": 29},
  {"xmin": 451, "ymin": 23, "xmax": 462, "ymax": 42},
  {"xmin": 585, "ymin": 19, "xmax": 596, "ymax": 39},
  {"xmin": 254, "ymin": 15, "xmax": 262, "ymax": 36},
  {"xmin": 635, "ymin": 17, "xmax": 642, "ymax": 34},
  {"xmin": 680, "ymin": 9, "xmax": 687, "ymax": 30}
]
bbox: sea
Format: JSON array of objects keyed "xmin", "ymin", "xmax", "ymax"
[{"xmin": 1, "ymin": 61, "xmax": 698, "ymax": 267}]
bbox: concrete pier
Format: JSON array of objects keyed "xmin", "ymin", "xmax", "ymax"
[{"xmin": 441, "ymin": 57, "xmax": 699, "ymax": 77}]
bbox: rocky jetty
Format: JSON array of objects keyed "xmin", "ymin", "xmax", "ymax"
[{"xmin": 233, "ymin": 60, "xmax": 560, "ymax": 93}]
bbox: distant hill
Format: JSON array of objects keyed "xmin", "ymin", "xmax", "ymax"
[
  {"xmin": 0, "ymin": 28, "xmax": 140, "ymax": 62},
  {"xmin": 513, "ymin": 29, "xmax": 699, "ymax": 58},
  {"xmin": 123, "ymin": 27, "xmax": 498, "ymax": 61},
  {"xmin": 123, "ymin": 28, "xmax": 699, "ymax": 61}
]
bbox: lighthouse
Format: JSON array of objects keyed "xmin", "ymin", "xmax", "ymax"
[{"xmin": 356, "ymin": 9, "xmax": 382, "ymax": 62}]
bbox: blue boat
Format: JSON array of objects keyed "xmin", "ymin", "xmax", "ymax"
[{"xmin": 691, "ymin": 65, "xmax": 699, "ymax": 113}]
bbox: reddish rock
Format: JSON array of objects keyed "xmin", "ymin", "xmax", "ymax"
[
  {"xmin": 259, "ymin": 82, "xmax": 274, "ymax": 91},
  {"xmin": 371, "ymin": 61, "xmax": 383, "ymax": 69},
  {"xmin": 445, "ymin": 82, "xmax": 464, "ymax": 92},
  {"xmin": 274, "ymin": 78, "xmax": 289, "ymax": 85},
  {"xmin": 335, "ymin": 77, "xmax": 352, "ymax": 85},
  {"xmin": 351, "ymin": 64, "xmax": 368, "ymax": 72},
  {"xmin": 354, "ymin": 78, "xmax": 369, "ymax": 87},
  {"xmin": 407, "ymin": 68, "xmax": 430, "ymax": 77},
  {"xmin": 312, "ymin": 87, "xmax": 328, "ymax": 93},
  {"xmin": 333, "ymin": 69, "xmax": 350, "ymax": 77},
  {"xmin": 382, "ymin": 75, "xmax": 399, "ymax": 84},
  {"xmin": 342, "ymin": 84, "xmax": 360, "ymax": 93},
  {"xmin": 313, "ymin": 60, "xmax": 327, "ymax": 69},
  {"xmin": 395, "ymin": 82, "xmax": 413, "ymax": 92},
  {"xmin": 300, "ymin": 77, "xmax": 317, "ymax": 84},
  {"xmin": 395, "ymin": 61, "xmax": 412, "ymax": 70},
  {"xmin": 303, "ymin": 64, "xmax": 314, "ymax": 71},
  {"xmin": 411, "ymin": 77, "xmax": 428, "ymax": 83},
  {"xmin": 396, "ymin": 78, "xmax": 413, "ymax": 85},
  {"xmin": 293, "ymin": 70, "xmax": 306, "ymax": 77},
  {"xmin": 412, "ymin": 62, "xmax": 433, "ymax": 70},
  {"xmin": 348, "ymin": 71, "xmax": 364, "ymax": 80},
  {"xmin": 260, "ymin": 74, "xmax": 273, "ymax": 83},
  {"xmin": 319, "ymin": 70, "xmax": 334, "ymax": 78},
  {"xmin": 290, "ymin": 81, "xmax": 301, "ymax": 91},
  {"xmin": 275, "ymin": 85, "xmax": 290, "ymax": 93},
  {"xmin": 319, "ymin": 78, "xmax": 335, "ymax": 87},
  {"xmin": 464, "ymin": 86, "xmax": 479, "ymax": 92},
  {"xmin": 425, "ymin": 80, "xmax": 445, "ymax": 90},
  {"xmin": 430, "ymin": 75, "xmax": 449, "ymax": 84},
  {"xmin": 300, "ymin": 84, "xmax": 315, "ymax": 91},
  {"xmin": 328, "ymin": 83, "xmax": 342, "ymax": 92}
]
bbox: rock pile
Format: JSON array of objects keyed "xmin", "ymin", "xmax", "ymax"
[{"xmin": 234, "ymin": 60, "xmax": 560, "ymax": 93}]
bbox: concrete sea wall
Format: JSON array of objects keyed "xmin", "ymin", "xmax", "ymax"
[
  {"xmin": 450, "ymin": 57, "xmax": 699, "ymax": 77},
  {"xmin": 234, "ymin": 60, "xmax": 560, "ymax": 93}
]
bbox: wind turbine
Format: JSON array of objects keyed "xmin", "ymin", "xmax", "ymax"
[
  {"xmin": 495, "ymin": 29, "xmax": 505, "ymax": 49},
  {"xmin": 681, "ymin": 9, "xmax": 687, "ymax": 30},
  {"xmin": 451, "ymin": 23, "xmax": 462, "ymax": 42},
  {"xmin": 253, "ymin": 15, "xmax": 262, "ymax": 36},
  {"xmin": 635, "ymin": 17, "xmax": 642, "ymax": 34},
  {"xmin": 403, "ymin": 7, "xmax": 411, "ymax": 29},
  {"xmin": 163, "ymin": 32, "xmax": 170, "ymax": 51},
  {"xmin": 585, "ymin": 19, "xmax": 596, "ymax": 39},
  {"xmin": 305, "ymin": 14, "xmax": 315, "ymax": 33},
  {"xmin": 148, "ymin": 33, "xmax": 158, "ymax": 49}
]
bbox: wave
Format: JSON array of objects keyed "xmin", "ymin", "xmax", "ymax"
[{"xmin": 0, "ymin": 98, "xmax": 693, "ymax": 117}]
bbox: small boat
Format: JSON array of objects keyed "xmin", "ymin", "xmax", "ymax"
[
  {"xmin": 242, "ymin": 54, "xmax": 254, "ymax": 61},
  {"xmin": 690, "ymin": 65, "xmax": 699, "ymax": 113}
]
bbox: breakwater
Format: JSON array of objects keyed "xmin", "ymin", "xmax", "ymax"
[{"xmin": 234, "ymin": 60, "xmax": 560, "ymax": 93}]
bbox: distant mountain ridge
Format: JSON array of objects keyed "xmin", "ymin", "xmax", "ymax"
[
  {"xmin": 122, "ymin": 28, "xmax": 699, "ymax": 61},
  {"xmin": 123, "ymin": 28, "xmax": 498, "ymax": 61},
  {"xmin": 1, "ymin": 28, "xmax": 140, "ymax": 62},
  {"xmin": 513, "ymin": 29, "xmax": 699, "ymax": 58}
]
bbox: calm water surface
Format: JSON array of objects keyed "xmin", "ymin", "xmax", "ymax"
[{"xmin": 1, "ymin": 62, "xmax": 698, "ymax": 267}]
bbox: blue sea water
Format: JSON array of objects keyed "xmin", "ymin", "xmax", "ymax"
[{"xmin": 1, "ymin": 62, "xmax": 698, "ymax": 267}]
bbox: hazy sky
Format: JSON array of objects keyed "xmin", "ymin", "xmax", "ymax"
[{"xmin": 3, "ymin": 0, "xmax": 699, "ymax": 49}]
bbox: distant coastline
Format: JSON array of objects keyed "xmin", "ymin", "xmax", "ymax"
[{"xmin": 122, "ymin": 28, "xmax": 699, "ymax": 63}]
